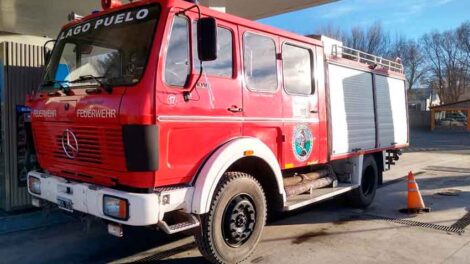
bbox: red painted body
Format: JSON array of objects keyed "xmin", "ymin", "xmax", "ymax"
[{"xmin": 28, "ymin": 0, "xmax": 405, "ymax": 190}]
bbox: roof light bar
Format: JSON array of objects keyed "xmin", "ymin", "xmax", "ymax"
[{"xmin": 101, "ymin": 0, "xmax": 123, "ymax": 10}]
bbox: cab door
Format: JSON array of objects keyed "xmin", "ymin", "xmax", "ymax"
[
  {"xmin": 239, "ymin": 28, "xmax": 283, "ymax": 164},
  {"xmin": 155, "ymin": 12, "xmax": 242, "ymax": 186},
  {"xmin": 280, "ymin": 40, "xmax": 321, "ymax": 169}
]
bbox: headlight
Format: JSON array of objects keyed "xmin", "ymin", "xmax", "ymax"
[
  {"xmin": 28, "ymin": 176, "xmax": 41, "ymax": 195},
  {"xmin": 103, "ymin": 195, "xmax": 129, "ymax": 220}
]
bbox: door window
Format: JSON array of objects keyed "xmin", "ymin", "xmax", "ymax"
[
  {"xmin": 193, "ymin": 26, "xmax": 233, "ymax": 77},
  {"xmin": 243, "ymin": 32, "xmax": 278, "ymax": 92},
  {"xmin": 282, "ymin": 44, "xmax": 314, "ymax": 95},
  {"xmin": 165, "ymin": 16, "xmax": 190, "ymax": 87}
]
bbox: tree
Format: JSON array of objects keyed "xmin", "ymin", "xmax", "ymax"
[
  {"xmin": 389, "ymin": 37, "xmax": 426, "ymax": 89},
  {"xmin": 314, "ymin": 20, "xmax": 470, "ymax": 101},
  {"xmin": 457, "ymin": 22, "xmax": 470, "ymax": 51},
  {"xmin": 316, "ymin": 22, "xmax": 390, "ymax": 56},
  {"xmin": 421, "ymin": 29, "xmax": 469, "ymax": 104},
  {"xmin": 457, "ymin": 22, "xmax": 470, "ymax": 65},
  {"xmin": 344, "ymin": 22, "xmax": 390, "ymax": 56},
  {"xmin": 456, "ymin": 22, "xmax": 470, "ymax": 100},
  {"xmin": 316, "ymin": 23, "xmax": 344, "ymax": 40}
]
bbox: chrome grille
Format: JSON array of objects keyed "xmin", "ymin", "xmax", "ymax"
[
  {"xmin": 33, "ymin": 123, "xmax": 126, "ymax": 171},
  {"xmin": 53, "ymin": 128, "xmax": 102, "ymax": 164}
]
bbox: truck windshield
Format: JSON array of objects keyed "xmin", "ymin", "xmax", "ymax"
[{"xmin": 42, "ymin": 5, "xmax": 160, "ymax": 90}]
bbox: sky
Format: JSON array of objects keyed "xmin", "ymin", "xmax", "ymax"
[{"xmin": 259, "ymin": 0, "xmax": 470, "ymax": 39}]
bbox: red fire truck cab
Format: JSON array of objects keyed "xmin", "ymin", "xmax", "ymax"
[{"xmin": 27, "ymin": 0, "xmax": 408, "ymax": 263}]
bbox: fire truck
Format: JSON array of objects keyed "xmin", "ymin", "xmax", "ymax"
[{"xmin": 26, "ymin": 0, "xmax": 408, "ymax": 263}]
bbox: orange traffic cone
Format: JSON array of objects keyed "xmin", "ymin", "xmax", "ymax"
[{"xmin": 400, "ymin": 171, "xmax": 431, "ymax": 214}]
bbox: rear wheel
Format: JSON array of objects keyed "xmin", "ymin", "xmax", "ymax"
[
  {"xmin": 195, "ymin": 172, "xmax": 267, "ymax": 264},
  {"xmin": 347, "ymin": 156, "xmax": 378, "ymax": 208}
]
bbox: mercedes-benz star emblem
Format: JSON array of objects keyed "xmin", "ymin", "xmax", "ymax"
[{"xmin": 61, "ymin": 129, "xmax": 79, "ymax": 159}]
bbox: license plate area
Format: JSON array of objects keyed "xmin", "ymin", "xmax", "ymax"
[{"xmin": 57, "ymin": 197, "xmax": 73, "ymax": 212}]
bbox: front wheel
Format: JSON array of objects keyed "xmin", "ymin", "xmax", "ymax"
[{"xmin": 195, "ymin": 171, "xmax": 267, "ymax": 264}]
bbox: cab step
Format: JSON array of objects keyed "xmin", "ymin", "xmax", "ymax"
[
  {"xmin": 283, "ymin": 184, "xmax": 359, "ymax": 211},
  {"xmin": 158, "ymin": 214, "xmax": 200, "ymax": 234}
]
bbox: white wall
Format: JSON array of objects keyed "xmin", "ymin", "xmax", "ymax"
[{"xmin": 0, "ymin": 33, "xmax": 50, "ymax": 46}]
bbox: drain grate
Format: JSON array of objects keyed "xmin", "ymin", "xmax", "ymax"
[
  {"xmin": 365, "ymin": 214, "xmax": 466, "ymax": 235},
  {"xmin": 451, "ymin": 212, "xmax": 470, "ymax": 230}
]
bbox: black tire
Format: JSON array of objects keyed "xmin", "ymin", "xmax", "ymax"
[
  {"xmin": 347, "ymin": 156, "xmax": 378, "ymax": 208},
  {"xmin": 195, "ymin": 172, "xmax": 267, "ymax": 264}
]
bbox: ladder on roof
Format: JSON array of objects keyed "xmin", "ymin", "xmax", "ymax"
[{"xmin": 331, "ymin": 45, "xmax": 404, "ymax": 74}]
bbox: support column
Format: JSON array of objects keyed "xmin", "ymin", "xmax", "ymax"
[{"xmin": 430, "ymin": 109, "xmax": 435, "ymax": 131}]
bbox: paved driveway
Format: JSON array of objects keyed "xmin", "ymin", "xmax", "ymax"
[{"xmin": 407, "ymin": 129, "xmax": 470, "ymax": 154}]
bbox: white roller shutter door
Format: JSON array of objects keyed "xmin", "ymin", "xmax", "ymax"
[{"xmin": 328, "ymin": 64, "xmax": 376, "ymax": 155}]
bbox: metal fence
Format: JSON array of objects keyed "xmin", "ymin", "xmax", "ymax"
[{"xmin": 0, "ymin": 42, "xmax": 45, "ymax": 211}]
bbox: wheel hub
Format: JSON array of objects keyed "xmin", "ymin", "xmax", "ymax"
[
  {"xmin": 222, "ymin": 194, "xmax": 256, "ymax": 247},
  {"xmin": 235, "ymin": 214, "xmax": 247, "ymax": 227}
]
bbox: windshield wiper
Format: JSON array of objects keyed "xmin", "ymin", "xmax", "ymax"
[
  {"xmin": 70, "ymin": 75, "xmax": 113, "ymax": 94},
  {"xmin": 40, "ymin": 80, "xmax": 72, "ymax": 95}
]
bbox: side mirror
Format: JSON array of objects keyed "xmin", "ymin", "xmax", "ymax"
[
  {"xmin": 43, "ymin": 39, "xmax": 56, "ymax": 65},
  {"xmin": 45, "ymin": 50, "xmax": 52, "ymax": 65},
  {"xmin": 197, "ymin": 17, "xmax": 217, "ymax": 62}
]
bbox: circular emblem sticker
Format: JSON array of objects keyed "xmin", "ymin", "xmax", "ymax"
[{"xmin": 292, "ymin": 124, "xmax": 313, "ymax": 162}]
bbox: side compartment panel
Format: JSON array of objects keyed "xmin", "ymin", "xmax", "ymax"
[
  {"xmin": 328, "ymin": 64, "xmax": 375, "ymax": 155},
  {"xmin": 375, "ymin": 75, "xmax": 408, "ymax": 147}
]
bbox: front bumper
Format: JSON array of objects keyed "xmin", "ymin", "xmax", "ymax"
[{"xmin": 27, "ymin": 171, "xmax": 193, "ymax": 226}]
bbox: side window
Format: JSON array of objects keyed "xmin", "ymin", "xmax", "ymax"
[
  {"xmin": 193, "ymin": 25, "xmax": 233, "ymax": 77},
  {"xmin": 282, "ymin": 44, "xmax": 314, "ymax": 95},
  {"xmin": 165, "ymin": 16, "xmax": 190, "ymax": 87},
  {"xmin": 243, "ymin": 33, "xmax": 278, "ymax": 92}
]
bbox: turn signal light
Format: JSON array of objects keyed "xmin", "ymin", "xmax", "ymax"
[{"xmin": 244, "ymin": 150, "xmax": 254, "ymax": 156}]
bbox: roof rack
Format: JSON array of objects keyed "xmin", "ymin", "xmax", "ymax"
[{"xmin": 331, "ymin": 45, "xmax": 404, "ymax": 74}]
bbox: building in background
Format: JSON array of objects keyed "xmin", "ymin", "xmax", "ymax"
[{"xmin": 408, "ymin": 88, "xmax": 441, "ymax": 111}]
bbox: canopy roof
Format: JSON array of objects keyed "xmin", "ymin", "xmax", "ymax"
[
  {"xmin": 0, "ymin": 0, "xmax": 336, "ymax": 37},
  {"xmin": 431, "ymin": 100, "xmax": 470, "ymax": 111},
  {"xmin": 200, "ymin": 0, "xmax": 336, "ymax": 20}
]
